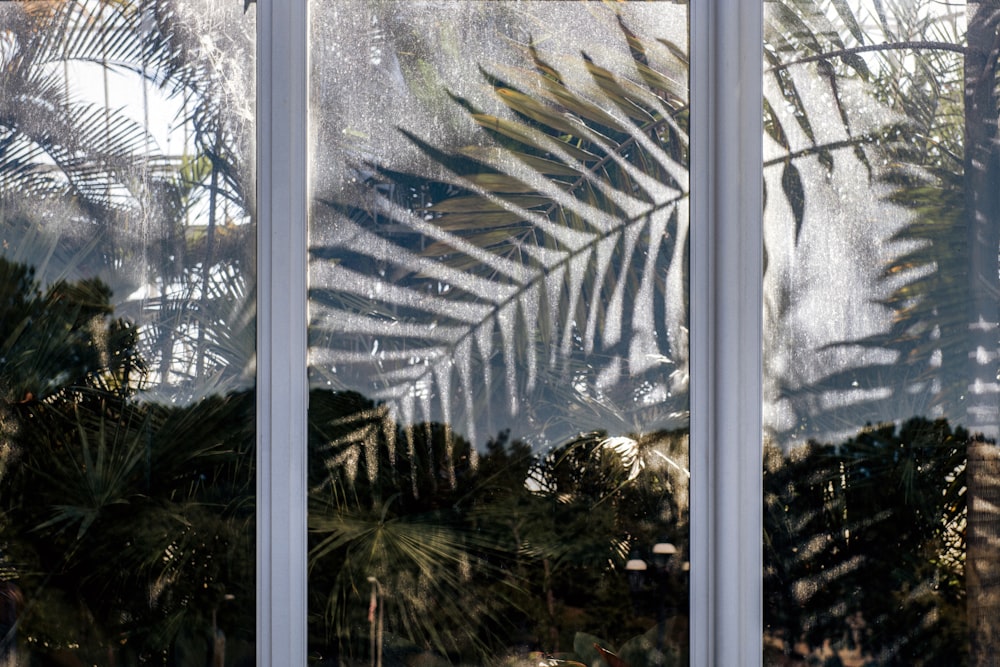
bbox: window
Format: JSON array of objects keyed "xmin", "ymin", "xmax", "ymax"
[
  {"xmin": 265, "ymin": 2, "xmax": 760, "ymax": 664},
  {"xmin": 0, "ymin": 2, "xmax": 255, "ymax": 665},
  {"xmin": 762, "ymin": 3, "xmax": 979, "ymax": 664},
  {"xmin": 3, "ymin": 0, "xmax": 989, "ymax": 665},
  {"xmin": 308, "ymin": 3, "xmax": 690, "ymax": 663}
]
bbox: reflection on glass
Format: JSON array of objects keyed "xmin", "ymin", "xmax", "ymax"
[
  {"xmin": 308, "ymin": 2, "xmax": 689, "ymax": 664},
  {"xmin": 0, "ymin": 1, "xmax": 255, "ymax": 665},
  {"xmin": 762, "ymin": 1, "xmax": 991, "ymax": 664}
]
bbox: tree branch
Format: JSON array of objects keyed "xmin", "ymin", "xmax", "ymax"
[
  {"xmin": 768, "ymin": 41, "xmax": 966, "ymax": 73},
  {"xmin": 763, "ymin": 136, "xmax": 879, "ymax": 168}
]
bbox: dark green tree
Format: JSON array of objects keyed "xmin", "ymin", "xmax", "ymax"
[
  {"xmin": 765, "ymin": 417, "xmax": 967, "ymax": 665},
  {"xmin": 307, "ymin": 383, "xmax": 688, "ymax": 664},
  {"xmin": 761, "ymin": 3, "xmax": 1000, "ymax": 663},
  {"xmin": 0, "ymin": 255, "xmax": 255, "ymax": 665}
]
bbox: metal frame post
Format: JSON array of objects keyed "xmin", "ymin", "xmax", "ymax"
[
  {"xmin": 256, "ymin": 0, "xmax": 309, "ymax": 664},
  {"xmin": 690, "ymin": 2, "xmax": 764, "ymax": 664}
]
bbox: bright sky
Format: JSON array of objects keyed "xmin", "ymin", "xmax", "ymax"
[{"xmin": 63, "ymin": 58, "xmax": 192, "ymax": 159}]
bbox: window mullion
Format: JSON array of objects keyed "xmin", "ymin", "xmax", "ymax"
[
  {"xmin": 257, "ymin": 0, "xmax": 309, "ymax": 665},
  {"xmin": 689, "ymin": 2, "xmax": 763, "ymax": 665}
]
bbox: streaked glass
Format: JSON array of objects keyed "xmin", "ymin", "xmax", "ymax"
[
  {"xmin": 762, "ymin": 2, "xmax": 982, "ymax": 663},
  {"xmin": 0, "ymin": 1, "xmax": 256, "ymax": 664},
  {"xmin": 308, "ymin": 2, "xmax": 691, "ymax": 664}
]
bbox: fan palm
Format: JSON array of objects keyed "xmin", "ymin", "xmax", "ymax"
[
  {"xmin": 0, "ymin": 253, "xmax": 255, "ymax": 664},
  {"xmin": 0, "ymin": 2, "xmax": 257, "ymax": 663}
]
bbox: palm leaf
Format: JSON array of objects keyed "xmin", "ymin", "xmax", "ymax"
[
  {"xmin": 763, "ymin": 0, "xmax": 970, "ymax": 444},
  {"xmin": 311, "ymin": 16, "xmax": 690, "ymax": 471},
  {"xmin": 309, "ymin": 491, "xmax": 517, "ymax": 660},
  {"xmin": 2, "ymin": 0, "xmax": 255, "ymax": 393}
]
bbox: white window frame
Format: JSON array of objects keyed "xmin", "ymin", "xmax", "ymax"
[
  {"xmin": 256, "ymin": 2, "xmax": 763, "ymax": 665},
  {"xmin": 257, "ymin": 1, "xmax": 308, "ymax": 665}
]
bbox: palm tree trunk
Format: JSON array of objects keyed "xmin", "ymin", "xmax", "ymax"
[
  {"xmin": 964, "ymin": 4, "xmax": 1000, "ymax": 664},
  {"xmin": 196, "ymin": 126, "xmax": 223, "ymax": 379}
]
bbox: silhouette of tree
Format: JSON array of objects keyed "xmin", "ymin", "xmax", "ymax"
[
  {"xmin": 765, "ymin": 417, "xmax": 968, "ymax": 665},
  {"xmin": 307, "ymin": 382, "xmax": 688, "ymax": 664},
  {"xmin": 0, "ymin": 255, "xmax": 255, "ymax": 665}
]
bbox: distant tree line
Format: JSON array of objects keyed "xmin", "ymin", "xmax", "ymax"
[{"xmin": 0, "ymin": 253, "xmax": 976, "ymax": 666}]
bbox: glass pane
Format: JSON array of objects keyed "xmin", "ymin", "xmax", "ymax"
[
  {"xmin": 762, "ymin": 1, "xmax": 986, "ymax": 663},
  {"xmin": 0, "ymin": 1, "xmax": 255, "ymax": 664},
  {"xmin": 308, "ymin": 2, "xmax": 689, "ymax": 664}
]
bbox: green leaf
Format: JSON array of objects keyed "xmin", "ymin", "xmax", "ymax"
[
  {"xmin": 763, "ymin": 97, "xmax": 790, "ymax": 150},
  {"xmin": 764, "ymin": 47, "xmax": 819, "ymax": 147},
  {"xmin": 472, "ymin": 113, "xmax": 599, "ymax": 163},
  {"xmin": 830, "ymin": 0, "xmax": 866, "ymax": 44},
  {"xmin": 496, "ymin": 87, "xmax": 599, "ymax": 140},
  {"xmin": 459, "ymin": 146, "xmax": 582, "ymax": 177},
  {"xmin": 770, "ymin": 3, "xmax": 824, "ymax": 55},
  {"xmin": 818, "ymin": 147, "xmax": 835, "ymax": 174},
  {"xmin": 655, "ymin": 38, "xmax": 689, "ymax": 67},
  {"xmin": 428, "ymin": 211, "xmax": 524, "ymax": 231},
  {"xmin": 428, "ymin": 193, "xmax": 547, "ymax": 213},
  {"xmin": 781, "ymin": 160, "xmax": 806, "ymax": 243},
  {"xmin": 584, "ymin": 56, "xmax": 658, "ymax": 125},
  {"xmin": 464, "ymin": 172, "xmax": 539, "ymax": 193}
]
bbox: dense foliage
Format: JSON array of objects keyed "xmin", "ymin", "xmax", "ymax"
[
  {"xmin": 765, "ymin": 418, "xmax": 968, "ymax": 666},
  {"xmin": 0, "ymin": 255, "xmax": 975, "ymax": 665},
  {"xmin": 3, "ymin": 0, "xmax": 997, "ymax": 665},
  {"xmin": 0, "ymin": 255, "xmax": 255, "ymax": 665},
  {"xmin": 307, "ymin": 388, "xmax": 690, "ymax": 665}
]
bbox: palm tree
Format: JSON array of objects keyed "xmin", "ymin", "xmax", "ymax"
[
  {"xmin": 0, "ymin": 0, "xmax": 256, "ymax": 398},
  {"xmin": 761, "ymin": 1, "xmax": 1000, "ymax": 663},
  {"xmin": 308, "ymin": 1, "xmax": 1000, "ymax": 663},
  {"xmin": 1, "ymin": 2, "xmax": 257, "ymax": 664},
  {"xmin": 0, "ymin": 254, "xmax": 256, "ymax": 664},
  {"xmin": 310, "ymin": 2, "xmax": 690, "ymax": 482},
  {"xmin": 764, "ymin": 417, "xmax": 968, "ymax": 663}
]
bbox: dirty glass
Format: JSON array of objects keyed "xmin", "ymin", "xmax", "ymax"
[
  {"xmin": 307, "ymin": 2, "xmax": 690, "ymax": 664},
  {"xmin": 0, "ymin": 1, "xmax": 256, "ymax": 664},
  {"xmin": 762, "ymin": 1, "xmax": 989, "ymax": 664}
]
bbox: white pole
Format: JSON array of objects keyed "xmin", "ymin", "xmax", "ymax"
[
  {"xmin": 257, "ymin": 0, "xmax": 309, "ymax": 664},
  {"xmin": 689, "ymin": 1, "xmax": 763, "ymax": 665}
]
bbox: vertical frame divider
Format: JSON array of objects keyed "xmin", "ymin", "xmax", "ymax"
[
  {"xmin": 257, "ymin": 0, "xmax": 309, "ymax": 665},
  {"xmin": 689, "ymin": 1, "xmax": 763, "ymax": 665}
]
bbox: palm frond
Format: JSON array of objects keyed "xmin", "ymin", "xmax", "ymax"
[
  {"xmin": 309, "ymin": 493, "xmax": 517, "ymax": 660},
  {"xmin": 763, "ymin": 0, "xmax": 970, "ymax": 445},
  {"xmin": 311, "ymin": 15, "xmax": 690, "ymax": 470}
]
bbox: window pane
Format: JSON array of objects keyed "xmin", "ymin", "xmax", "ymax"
[
  {"xmin": 762, "ymin": 2, "xmax": 987, "ymax": 663},
  {"xmin": 0, "ymin": 1, "xmax": 256, "ymax": 664},
  {"xmin": 308, "ymin": 2, "xmax": 690, "ymax": 664}
]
